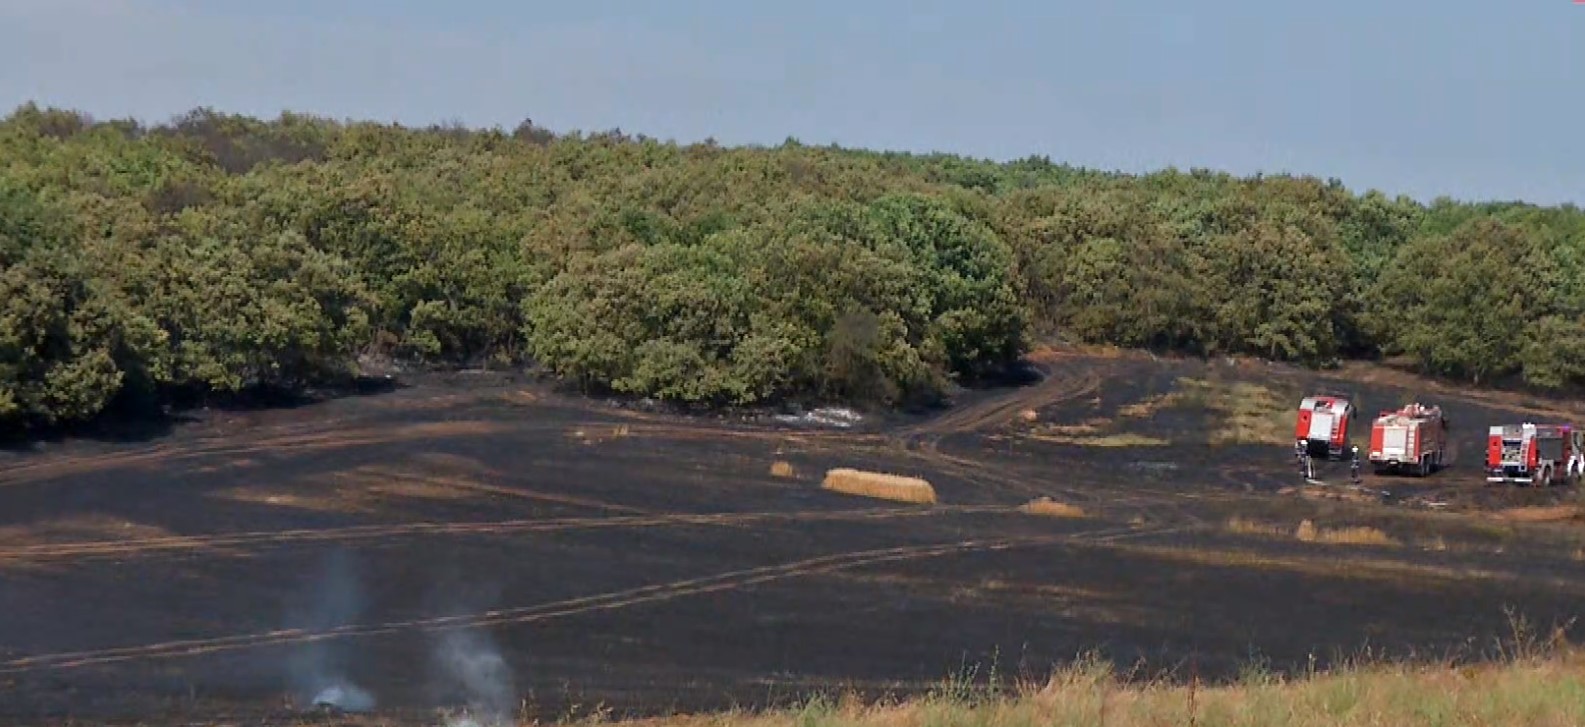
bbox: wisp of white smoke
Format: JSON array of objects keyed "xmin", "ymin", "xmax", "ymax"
[
  {"xmin": 312, "ymin": 681, "xmax": 376, "ymax": 712},
  {"xmin": 432, "ymin": 626, "xmax": 517, "ymax": 726},
  {"xmin": 285, "ymin": 548, "xmax": 376, "ymax": 713}
]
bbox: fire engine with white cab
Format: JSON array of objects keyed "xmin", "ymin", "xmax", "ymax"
[
  {"xmin": 1486, "ymin": 423, "xmax": 1584, "ymax": 487},
  {"xmin": 1295, "ymin": 393, "xmax": 1357, "ymax": 461}
]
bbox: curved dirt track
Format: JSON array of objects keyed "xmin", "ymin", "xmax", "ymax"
[{"xmin": 2, "ymin": 350, "xmax": 1583, "ymax": 725}]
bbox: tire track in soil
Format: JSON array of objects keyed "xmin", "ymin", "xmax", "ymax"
[
  {"xmin": 0, "ymin": 417, "xmax": 355, "ymax": 484},
  {"xmin": 0, "ymin": 524, "xmax": 1172, "ymax": 675},
  {"xmin": 895, "ymin": 363, "xmax": 1105, "ymax": 504},
  {"xmin": 0, "ymin": 505, "xmax": 1020, "ymax": 565},
  {"xmin": 359, "ymin": 470, "xmax": 657, "ymax": 516},
  {"xmin": 901, "ymin": 362, "xmax": 1102, "ymax": 443},
  {"xmin": 0, "ymin": 385, "xmax": 586, "ymax": 486},
  {"xmin": 0, "ymin": 420, "xmax": 540, "ymax": 487},
  {"xmin": 886, "ymin": 363, "xmax": 1209, "ymax": 526}
]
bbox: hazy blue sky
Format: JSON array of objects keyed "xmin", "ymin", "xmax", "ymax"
[{"xmin": 2, "ymin": 0, "xmax": 1581, "ymax": 204}]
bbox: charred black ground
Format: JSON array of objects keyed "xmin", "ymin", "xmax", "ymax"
[{"xmin": 2, "ymin": 348, "xmax": 1584, "ymax": 726}]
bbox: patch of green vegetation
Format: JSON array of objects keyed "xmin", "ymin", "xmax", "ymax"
[{"xmin": 1120, "ymin": 377, "xmax": 1294, "ymax": 446}]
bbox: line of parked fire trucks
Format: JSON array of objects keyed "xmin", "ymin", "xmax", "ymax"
[{"xmin": 1294, "ymin": 393, "xmax": 1585, "ymax": 487}]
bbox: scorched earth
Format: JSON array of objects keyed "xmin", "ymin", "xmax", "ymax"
[{"xmin": 2, "ymin": 346, "xmax": 1583, "ymax": 725}]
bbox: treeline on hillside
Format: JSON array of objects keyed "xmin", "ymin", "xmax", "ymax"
[{"xmin": 3, "ymin": 102, "xmax": 1584, "ymax": 431}]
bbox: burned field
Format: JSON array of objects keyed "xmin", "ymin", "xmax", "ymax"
[{"xmin": 3, "ymin": 351, "xmax": 1585, "ymax": 725}]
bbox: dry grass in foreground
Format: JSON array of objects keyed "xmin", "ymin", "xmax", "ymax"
[
  {"xmin": 616, "ymin": 646, "xmax": 1585, "ymax": 727},
  {"xmin": 260, "ymin": 619, "xmax": 1583, "ymax": 727},
  {"xmin": 1491, "ymin": 506, "xmax": 1583, "ymax": 524}
]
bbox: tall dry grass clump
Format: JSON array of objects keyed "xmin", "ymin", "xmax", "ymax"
[
  {"xmin": 1229, "ymin": 518, "xmax": 1397, "ymax": 547},
  {"xmin": 1296, "ymin": 519, "xmax": 1398, "ymax": 547},
  {"xmin": 1295, "ymin": 519, "xmax": 1319, "ymax": 542},
  {"xmin": 820, "ymin": 468, "xmax": 937, "ymax": 504},
  {"xmin": 769, "ymin": 460, "xmax": 796, "ymax": 478},
  {"xmin": 1225, "ymin": 517, "xmax": 1290, "ymax": 538}
]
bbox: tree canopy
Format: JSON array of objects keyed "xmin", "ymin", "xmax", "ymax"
[{"xmin": 3, "ymin": 103, "xmax": 1584, "ymax": 431}]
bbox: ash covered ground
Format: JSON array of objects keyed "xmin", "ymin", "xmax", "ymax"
[{"xmin": 3, "ymin": 348, "xmax": 1584, "ymax": 726}]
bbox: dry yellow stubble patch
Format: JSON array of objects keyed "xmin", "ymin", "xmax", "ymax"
[{"xmin": 1020, "ymin": 497, "xmax": 1086, "ymax": 518}]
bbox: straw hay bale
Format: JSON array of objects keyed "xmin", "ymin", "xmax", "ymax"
[{"xmin": 821, "ymin": 468, "xmax": 936, "ymax": 504}]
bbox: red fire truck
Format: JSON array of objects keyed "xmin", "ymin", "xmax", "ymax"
[
  {"xmin": 1367, "ymin": 403, "xmax": 1448, "ymax": 476},
  {"xmin": 1295, "ymin": 394, "xmax": 1357, "ymax": 461},
  {"xmin": 1486, "ymin": 423, "xmax": 1584, "ymax": 487}
]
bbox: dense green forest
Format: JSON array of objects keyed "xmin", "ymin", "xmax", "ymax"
[{"xmin": 3, "ymin": 102, "xmax": 1584, "ymax": 431}]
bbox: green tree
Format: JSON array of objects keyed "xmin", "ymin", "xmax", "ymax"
[{"xmin": 1369, "ymin": 219, "xmax": 1547, "ymax": 385}]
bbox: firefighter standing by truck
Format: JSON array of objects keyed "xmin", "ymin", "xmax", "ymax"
[
  {"xmin": 1294, "ymin": 394, "xmax": 1357, "ymax": 483},
  {"xmin": 1295, "ymin": 438, "xmax": 1361, "ymax": 485}
]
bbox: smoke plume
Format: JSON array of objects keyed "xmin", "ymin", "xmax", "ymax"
[
  {"xmin": 418, "ymin": 568, "xmax": 519, "ymax": 725},
  {"xmin": 431, "ymin": 625, "xmax": 518, "ymax": 726},
  {"xmin": 283, "ymin": 548, "xmax": 376, "ymax": 713}
]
